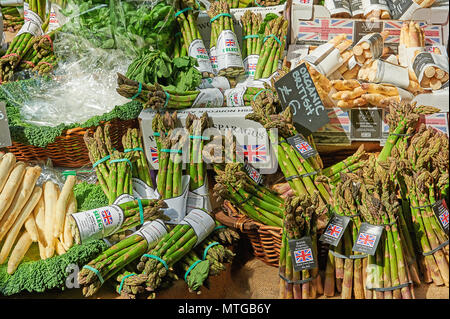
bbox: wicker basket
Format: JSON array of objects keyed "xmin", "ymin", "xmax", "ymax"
[
  {"xmin": 214, "ymin": 205, "xmax": 283, "ymax": 268},
  {"xmin": 6, "ymin": 118, "xmax": 139, "ymax": 168}
]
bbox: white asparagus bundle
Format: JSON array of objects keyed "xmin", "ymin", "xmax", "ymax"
[
  {"xmin": 0, "ymin": 152, "xmax": 16, "ymax": 194},
  {"xmin": 416, "ymin": 0, "xmax": 437, "ymax": 8},
  {"xmin": 43, "ymin": 181, "xmax": 59, "ymax": 259},
  {"xmin": 0, "ymin": 166, "xmax": 42, "ymax": 242},
  {"xmin": 0, "ymin": 186, "xmax": 42, "ymax": 264},
  {"xmin": 325, "ymin": 0, "xmax": 352, "ymax": 18},
  {"xmin": 60, "ymin": 191, "xmax": 76, "ymax": 251},
  {"xmin": 413, "ymin": 52, "xmax": 449, "ymax": 90},
  {"xmin": 350, "ymin": 0, "xmax": 364, "ymax": 18},
  {"xmin": 361, "ymin": 0, "xmax": 391, "ymax": 19},
  {"xmin": 33, "ymin": 195, "xmax": 47, "ymax": 259},
  {"xmin": 352, "ymin": 31, "xmax": 389, "ymax": 65},
  {"xmin": 0, "ymin": 162, "xmax": 26, "ymax": 221},
  {"xmin": 7, "ymin": 231, "xmax": 33, "ymax": 274},
  {"xmin": 53, "ymin": 175, "xmax": 77, "ymax": 238}
]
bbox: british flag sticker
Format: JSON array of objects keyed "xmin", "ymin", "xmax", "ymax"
[
  {"xmin": 243, "ymin": 160, "xmax": 264, "ymax": 185},
  {"xmin": 288, "ymin": 237, "xmax": 317, "ymax": 271},
  {"xmin": 352, "ymin": 222, "xmax": 384, "ymax": 255},
  {"xmin": 286, "ymin": 134, "xmax": 318, "ymax": 159},
  {"xmin": 433, "ymin": 199, "xmax": 449, "ymax": 234},
  {"xmin": 320, "ymin": 214, "xmax": 350, "ymax": 246}
]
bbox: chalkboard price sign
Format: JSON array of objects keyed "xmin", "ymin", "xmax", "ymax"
[
  {"xmin": 274, "ymin": 62, "xmax": 330, "ymax": 133},
  {"xmin": 0, "ymin": 102, "xmax": 12, "ymax": 148}
]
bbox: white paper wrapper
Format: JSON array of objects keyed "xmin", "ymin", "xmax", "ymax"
[
  {"xmin": 388, "ymin": 0, "xmax": 421, "ymax": 20},
  {"xmin": 243, "ymin": 54, "xmax": 259, "ymax": 78},
  {"xmin": 209, "ymin": 46, "xmax": 219, "ymax": 75},
  {"xmin": 398, "ymin": 45, "xmax": 425, "ymax": 69},
  {"xmin": 0, "ymin": 0, "xmax": 23, "ymax": 5},
  {"xmin": 161, "ymin": 175, "xmax": 191, "ymax": 224},
  {"xmin": 325, "ymin": 0, "xmax": 352, "ymax": 16},
  {"xmin": 47, "ymin": 4, "xmax": 61, "ymax": 33},
  {"xmin": 361, "ymin": 0, "xmax": 390, "ymax": 16},
  {"xmin": 355, "ymin": 33, "xmax": 384, "ymax": 62},
  {"xmin": 412, "ymin": 52, "xmax": 450, "ymax": 87},
  {"xmin": 17, "ymin": 9, "xmax": 43, "ymax": 37},
  {"xmin": 192, "ymin": 88, "xmax": 224, "ymax": 107},
  {"xmin": 350, "ymin": 0, "xmax": 364, "ymax": 16},
  {"xmin": 179, "ymin": 208, "xmax": 216, "ymax": 246},
  {"xmin": 113, "ymin": 194, "xmax": 136, "ymax": 205},
  {"xmin": 188, "ymin": 39, "xmax": 214, "ymax": 75},
  {"xmin": 132, "ymin": 178, "xmax": 158, "ymax": 199},
  {"xmin": 71, "ymin": 205, "xmax": 125, "ymax": 243},
  {"xmin": 225, "ymin": 86, "xmax": 246, "ymax": 107},
  {"xmin": 198, "ymin": 76, "xmax": 231, "ymax": 92},
  {"xmin": 187, "ymin": 182, "xmax": 212, "ymax": 214},
  {"xmin": 304, "ymin": 43, "xmax": 342, "ymax": 76},
  {"xmin": 134, "ymin": 219, "xmax": 168, "ymax": 248},
  {"xmin": 216, "ymin": 30, "xmax": 244, "ymax": 72},
  {"xmin": 373, "ymin": 60, "xmax": 410, "ymax": 89}
]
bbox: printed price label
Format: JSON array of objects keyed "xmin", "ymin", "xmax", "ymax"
[
  {"xmin": 134, "ymin": 219, "xmax": 168, "ymax": 247},
  {"xmin": 188, "ymin": 39, "xmax": 214, "ymax": 75},
  {"xmin": 286, "ymin": 134, "xmax": 318, "ymax": 159},
  {"xmin": 433, "ymin": 199, "xmax": 449, "ymax": 234},
  {"xmin": 71, "ymin": 205, "xmax": 125, "ymax": 243},
  {"xmin": 353, "ymin": 20, "xmax": 383, "ymax": 43},
  {"xmin": 180, "ymin": 209, "xmax": 216, "ymax": 246},
  {"xmin": 352, "ymin": 222, "xmax": 384, "ymax": 255},
  {"xmin": 0, "ymin": 102, "xmax": 12, "ymax": 148},
  {"xmin": 288, "ymin": 237, "xmax": 317, "ymax": 272},
  {"xmin": 274, "ymin": 62, "xmax": 330, "ymax": 133},
  {"xmin": 113, "ymin": 194, "xmax": 135, "ymax": 205},
  {"xmin": 132, "ymin": 178, "xmax": 158, "ymax": 199},
  {"xmin": 319, "ymin": 214, "xmax": 351, "ymax": 246},
  {"xmin": 350, "ymin": 108, "xmax": 382, "ymax": 140}
]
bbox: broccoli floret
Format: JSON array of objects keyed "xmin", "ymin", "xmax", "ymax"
[
  {"xmin": 73, "ymin": 181, "xmax": 109, "ymax": 212},
  {"xmin": 0, "ymin": 240, "xmax": 108, "ymax": 296}
]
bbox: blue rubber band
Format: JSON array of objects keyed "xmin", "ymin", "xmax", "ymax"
[
  {"xmin": 131, "ymin": 82, "xmax": 142, "ymax": 100},
  {"xmin": 184, "ymin": 260, "xmax": 203, "ymax": 282},
  {"xmin": 137, "ymin": 198, "xmax": 144, "ymax": 225},
  {"xmin": 92, "ymin": 155, "xmax": 111, "ymax": 168},
  {"xmin": 163, "ymin": 91, "xmax": 170, "ymax": 108},
  {"xmin": 143, "ymin": 254, "xmax": 169, "ymax": 270},
  {"xmin": 160, "ymin": 148, "xmax": 182, "ymax": 154},
  {"xmin": 109, "ymin": 158, "xmax": 133, "ymax": 169},
  {"xmin": 175, "ymin": 32, "xmax": 182, "ymax": 37},
  {"xmin": 214, "ymin": 225, "xmax": 227, "ymax": 231},
  {"xmin": 63, "ymin": 170, "xmax": 94, "ymax": 177},
  {"xmin": 263, "ymin": 34, "xmax": 282, "ymax": 47},
  {"xmin": 210, "ymin": 13, "xmax": 232, "ymax": 23},
  {"xmin": 254, "ymin": 0, "xmax": 264, "ymax": 7},
  {"xmin": 175, "ymin": 7, "xmax": 193, "ymax": 17},
  {"xmin": 253, "ymin": 89, "xmax": 269, "ymax": 101},
  {"xmin": 153, "ymin": 132, "xmax": 168, "ymax": 137},
  {"xmin": 189, "ymin": 135, "xmax": 210, "ymax": 140},
  {"xmin": 203, "ymin": 242, "xmax": 220, "ymax": 260},
  {"xmin": 82, "ymin": 265, "xmax": 104, "ymax": 284},
  {"xmin": 118, "ymin": 273, "xmax": 136, "ymax": 294},
  {"xmin": 243, "ymin": 34, "xmax": 259, "ymax": 40},
  {"xmin": 124, "ymin": 147, "xmax": 144, "ymax": 153}
]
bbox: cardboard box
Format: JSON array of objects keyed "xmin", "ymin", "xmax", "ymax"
[
  {"xmin": 138, "ymin": 107, "xmax": 277, "ymax": 173},
  {"xmin": 290, "ymin": 2, "xmax": 446, "ymax": 50}
]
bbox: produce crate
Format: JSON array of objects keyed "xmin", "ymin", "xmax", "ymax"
[{"xmin": 6, "ymin": 118, "xmax": 139, "ymax": 168}]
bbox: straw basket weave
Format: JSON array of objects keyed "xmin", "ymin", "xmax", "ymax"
[{"xmin": 6, "ymin": 118, "xmax": 139, "ymax": 168}]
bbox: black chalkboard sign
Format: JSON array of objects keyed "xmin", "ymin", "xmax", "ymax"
[
  {"xmin": 274, "ymin": 62, "xmax": 330, "ymax": 133},
  {"xmin": 387, "ymin": 0, "xmax": 414, "ymax": 20}
]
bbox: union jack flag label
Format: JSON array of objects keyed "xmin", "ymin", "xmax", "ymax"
[
  {"xmin": 288, "ymin": 237, "xmax": 317, "ymax": 271},
  {"xmin": 101, "ymin": 210, "xmax": 113, "ymax": 226},
  {"xmin": 225, "ymin": 39, "xmax": 235, "ymax": 47},
  {"xmin": 352, "ymin": 222, "xmax": 383, "ymax": 255},
  {"xmin": 320, "ymin": 214, "xmax": 350, "ymax": 246},
  {"xmin": 243, "ymin": 161, "xmax": 264, "ymax": 185},
  {"xmin": 150, "ymin": 147, "xmax": 158, "ymax": 164},
  {"xmin": 236, "ymin": 144, "xmax": 268, "ymax": 163},
  {"xmin": 286, "ymin": 135, "xmax": 318, "ymax": 159},
  {"xmin": 433, "ymin": 199, "xmax": 449, "ymax": 234}
]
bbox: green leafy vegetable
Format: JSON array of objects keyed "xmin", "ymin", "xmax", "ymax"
[{"xmin": 73, "ymin": 182, "xmax": 109, "ymax": 212}]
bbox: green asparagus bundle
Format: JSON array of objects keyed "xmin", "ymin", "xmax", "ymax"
[
  {"xmin": 194, "ymin": 238, "xmax": 235, "ymax": 276},
  {"xmin": 78, "ymin": 214, "xmax": 168, "ymax": 297},
  {"xmin": 253, "ymin": 15, "xmax": 288, "ymax": 80},
  {"xmin": 31, "ymin": 54, "xmax": 57, "ymax": 75},
  {"xmin": 2, "ymin": 6, "xmax": 24, "ymax": 32},
  {"xmin": 246, "ymin": 92, "xmax": 332, "ymax": 215},
  {"xmin": 122, "ymin": 128, "xmax": 154, "ymax": 188},
  {"xmin": 116, "ymin": 73, "xmax": 200, "ymax": 110},
  {"xmin": 173, "ymin": 32, "xmax": 188, "ymax": 59},
  {"xmin": 395, "ymin": 126, "xmax": 449, "ymax": 287},
  {"xmin": 207, "ymin": 0, "xmax": 245, "ymax": 78},
  {"xmin": 84, "ymin": 125, "xmax": 135, "ymax": 204},
  {"xmin": 240, "ymin": 11, "xmax": 262, "ymax": 60},
  {"xmin": 176, "ymin": 7, "xmax": 214, "ymax": 78},
  {"xmin": 323, "ymin": 174, "xmax": 368, "ymax": 299},
  {"xmin": 321, "ymin": 145, "xmax": 366, "ymax": 179},
  {"xmin": 213, "ymin": 162, "xmax": 284, "ymax": 228},
  {"xmin": 120, "ymin": 210, "xmax": 216, "ymax": 296},
  {"xmin": 177, "ymin": 250, "xmax": 211, "ymax": 293},
  {"xmin": 0, "ymin": 0, "xmax": 48, "ymax": 83},
  {"xmin": 254, "ymin": 0, "xmax": 284, "ymax": 6},
  {"xmin": 279, "ymin": 192, "xmax": 322, "ymax": 299},
  {"xmin": 70, "ymin": 199, "xmax": 168, "ymax": 245},
  {"xmin": 357, "ymin": 163, "xmax": 416, "ymax": 299},
  {"xmin": 18, "ymin": 30, "xmax": 57, "ymax": 70},
  {"xmin": 185, "ymin": 112, "xmax": 210, "ymax": 191},
  {"xmin": 152, "ymin": 112, "xmax": 187, "ymax": 200}
]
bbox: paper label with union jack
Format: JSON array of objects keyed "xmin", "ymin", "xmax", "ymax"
[
  {"xmin": 17, "ymin": 9, "xmax": 43, "ymax": 37},
  {"xmin": 286, "ymin": 134, "xmax": 318, "ymax": 159},
  {"xmin": 288, "ymin": 236, "xmax": 317, "ymax": 272},
  {"xmin": 352, "ymin": 222, "xmax": 383, "ymax": 255},
  {"xmin": 192, "ymin": 88, "xmax": 224, "ymax": 108},
  {"xmin": 71, "ymin": 205, "xmax": 124, "ymax": 243},
  {"xmin": 209, "ymin": 46, "xmax": 219, "ymax": 75},
  {"xmin": 47, "ymin": 4, "xmax": 61, "ymax": 33},
  {"xmin": 188, "ymin": 39, "xmax": 214, "ymax": 75},
  {"xmin": 319, "ymin": 214, "xmax": 351, "ymax": 246},
  {"xmin": 225, "ymin": 86, "xmax": 246, "ymax": 107},
  {"xmin": 216, "ymin": 30, "xmax": 244, "ymax": 72},
  {"xmin": 243, "ymin": 160, "xmax": 264, "ymax": 185},
  {"xmin": 243, "ymin": 54, "xmax": 259, "ymax": 78},
  {"xmin": 433, "ymin": 199, "xmax": 449, "ymax": 234}
]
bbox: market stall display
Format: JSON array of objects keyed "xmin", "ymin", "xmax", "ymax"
[{"xmin": 0, "ymin": 0, "xmax": 449, "ymax": 301}]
